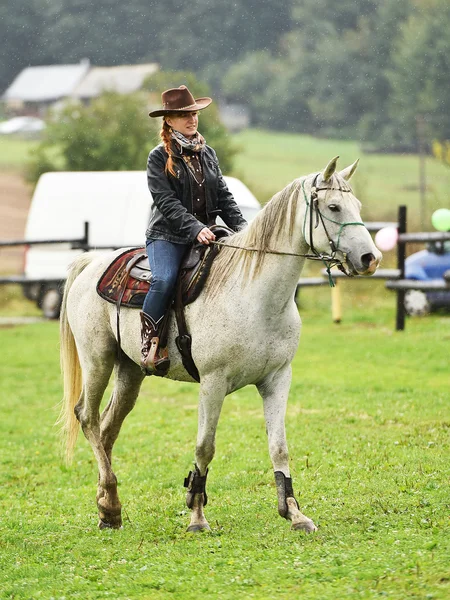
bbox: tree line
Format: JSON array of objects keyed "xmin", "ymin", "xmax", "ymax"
[{"xmin": 2, "ymin": 0, "xmax": 449, "ymax": 150}]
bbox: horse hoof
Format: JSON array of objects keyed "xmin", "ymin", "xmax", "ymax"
[
  {"xmin": 97, "ymin": 509, "xmax": 122, "ymax": 530},
  {"xmin": 186, "ymin": 523, "xmax": 211, "ymax": 533},
  {"xmin": 98, "ymin": 517, "xmax": 123, "ymax": 530},
  {"xmin": 291, "ymin": 519, "xmax": 317, "ymax": 533}
]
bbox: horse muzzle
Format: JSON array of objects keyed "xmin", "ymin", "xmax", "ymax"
[{"xmin": 346, "ymin": 250, "xmax": 382, "ymax": 276}]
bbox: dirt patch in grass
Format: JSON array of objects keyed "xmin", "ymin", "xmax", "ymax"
[{"xmin": 0, "ymin": 172, "xmax": 32, "ymax": 273}]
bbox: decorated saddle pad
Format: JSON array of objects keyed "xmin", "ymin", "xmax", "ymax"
[
  {"xmin": 97, "ymin": 247, "xmax": 149, "ymax": 308},
  {"xmin": 96, "ymin": 244, "xmax": 217, "ymax": 309}
]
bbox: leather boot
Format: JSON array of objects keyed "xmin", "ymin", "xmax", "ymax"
[{"xmin": 140, "ymin": 312, "xmax": 170, "ymax": 376}]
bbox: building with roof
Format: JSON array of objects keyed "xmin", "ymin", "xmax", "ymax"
[
  {"xmin": 2, "ymin": 61, "xmax": 159, "ymax": 116},
  {"xmin": 71, "ymin": 63, "xmax": 158, "ymax": 101},
  {"xmin": 2, "ymin": 61, "xmax": 91, "ymax": 115}
]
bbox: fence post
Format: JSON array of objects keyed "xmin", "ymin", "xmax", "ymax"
[
  {"xmin": 396, "ymin": 206, "xmax": 407, "ymax": 331},
  {"xmin": 82, "ymin": 222, "xmax": 89, "ymax": 251},
  {"xmin": 331, "ymin": 280, "xmax": 342, "ymax": 323}
]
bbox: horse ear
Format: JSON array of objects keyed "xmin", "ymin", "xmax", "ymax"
[
  {"xmin": 339, "ymin": 159, "xmax": 359, "ymax": 181},
  {"xmin": 322, "ymin": 156, "xmax": 339, "ymax": 182}
]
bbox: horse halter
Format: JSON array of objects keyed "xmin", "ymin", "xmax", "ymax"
[{"xmin": 301, "ymin": 174, "xmax": 365, "ymax": 281}]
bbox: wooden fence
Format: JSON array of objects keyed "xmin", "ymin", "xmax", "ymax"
[
  {"xmin": 386, "ymin": 205, "xmax": 450, "ymax": 330},
  {"xmin": 318, "ymin": 207, "xmax": 450, "ymax": 330}
]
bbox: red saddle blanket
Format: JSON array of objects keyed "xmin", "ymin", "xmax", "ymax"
[{"xmin": 97, "ymin": 247, "xmax": 150, "ymax": 308}]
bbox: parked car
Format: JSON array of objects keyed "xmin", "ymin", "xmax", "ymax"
[
  {"xmin": 0, "ymin": 116, "xmax": 45, "ymax": 135},
  {"xmin": 404, "ymin": 241, "xmax": 450, "ymax": 316},
  {"xmin": 21, "ymin": 171, "xmax": 261, "ymax": 318}
]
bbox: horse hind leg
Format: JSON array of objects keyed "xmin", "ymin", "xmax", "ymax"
[
  {"xmin": 258, "ymin": 366, "xmax": 317, "ymax": 533},
  {"xmin": 99, "ymin": 355, "xmax": 145, "ymax": 523},
  {"xmin": 100, "ymin": 354, "xmax": 144, "ymax": 463},
  {"xmin": 74, "ymin": 354, "xmax": 124, "ymax": 529}
]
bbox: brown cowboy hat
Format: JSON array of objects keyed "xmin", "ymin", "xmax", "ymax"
[{"xmin": 148, "ymin": 85, "xmax": 212, "ymax": 118}]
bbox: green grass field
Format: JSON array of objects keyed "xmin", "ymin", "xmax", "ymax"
[
  {"xmin": 0, "ymin": 136, "xmax": 38, "ymax": 170},
  {"xmin": 231, "ymin": 129, "xmax": 450, "ymax": 229},
  {"xmin": 0, "ymin": 295, "xmax": 449, "ymax": 599}
]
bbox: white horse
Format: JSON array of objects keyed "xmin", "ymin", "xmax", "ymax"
[{"xmin": 60, "ymin": 157, "xmax": 381, "ymax": 532}]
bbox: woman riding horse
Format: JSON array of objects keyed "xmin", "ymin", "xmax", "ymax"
[
  {"xmin": 142, "ymin": 85, "xmax": 247, "ymax": 375},
  {"xmin": 60, "ymin": 154, "xmax": 381, "ymax": 532}
]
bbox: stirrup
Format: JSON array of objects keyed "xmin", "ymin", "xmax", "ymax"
[
  {"xmin": 141, "ymin": 337, "xmax": 170, "ymax": 376},
  {"xmin": 140, "ymin": 312, "xmax": 170, "ymax": 376},
  {"xmin": 149, "ymin": 338, "xmax": 170, "ymax": 372}
]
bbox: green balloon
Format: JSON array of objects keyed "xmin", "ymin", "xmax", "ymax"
[{"xmin": 431, "ymin": 208, "xmax": 450, "ymax": 232}]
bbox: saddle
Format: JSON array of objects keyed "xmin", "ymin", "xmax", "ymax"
[{"xmin": 96, "ymin": 225, "xmax": 234, "ymax": 381}]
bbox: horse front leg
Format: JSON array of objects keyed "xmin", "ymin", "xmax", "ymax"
[
  {"xmin": 258, "ymin": 366, "xmax": 317, "ymax": 532},
  {"xmin": 184, "ymin": 377, "xmax": 226, "ymax": 532}
]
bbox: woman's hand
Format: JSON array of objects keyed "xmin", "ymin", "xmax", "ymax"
[{"xmin": 197, "ymin": 227, "xmax": 216, "ymax": 245}]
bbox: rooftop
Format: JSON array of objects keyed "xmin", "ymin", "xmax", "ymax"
[
  {"xmin": 71, "ymin": 63, "xmax": 158, "ymax": 98},
  {"xmin": 2, "ymin": 62, "xmax": 90, "ymax": 102}
]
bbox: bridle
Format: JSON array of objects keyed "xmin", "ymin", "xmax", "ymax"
[
  {"xmin": 211, "ymin": 173, "xmax": 366, "ymax": 285},
  {"xmin": 301, "ymin": 174, "xmax": 365, "ymax": 280}
]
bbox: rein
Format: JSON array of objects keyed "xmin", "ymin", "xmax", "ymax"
[{"xmin": 211, "ymin": 174, "xmax": 366, "ymax": 286}]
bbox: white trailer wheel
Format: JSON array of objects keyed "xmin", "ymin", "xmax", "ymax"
[
  {"xmin": 40, "ymin": 286, "xmax": 63, "ymax": 319},
  {"xmin": 404, "ymin": 289, "xmax": 430, "ymax": 316}
]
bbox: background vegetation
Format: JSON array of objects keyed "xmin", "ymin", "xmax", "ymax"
[
  {"xmin": 2, "ymin": 0, "xmax": 449, "ymax": 151},
  {"xmin": 27, "ymin": 92, "xmax": 154, "ymax": 184}
]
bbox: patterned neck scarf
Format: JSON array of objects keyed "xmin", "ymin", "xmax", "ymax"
[{"xmin": 171, "ymin": 129, "xmax": 206, "ymax": 153}]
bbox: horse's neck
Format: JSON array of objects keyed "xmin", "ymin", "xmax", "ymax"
[
  {"xmin": 250, "ymin": 252, "xmax": 307, "ymax": 307},
  {"xmin": 233, "ymin": 198, "xmax": 310, "ymax": 307},
  {"xmin": 232, "ymin": 238, "xmax": 309, "ymax": 311}
]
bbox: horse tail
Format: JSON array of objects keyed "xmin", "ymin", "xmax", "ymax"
[{"xmin": 58, "ymin": 253, "xmax": 94, "ymax": 463}]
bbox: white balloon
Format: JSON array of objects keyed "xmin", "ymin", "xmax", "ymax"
[{"xmin": 375, "ymin": 227, "xmax": 398, "ymax": 251}]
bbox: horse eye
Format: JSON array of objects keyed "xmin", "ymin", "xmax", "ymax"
[{"xmin": 328, "ymin": 204, "xmax": 340, "ymax": 212}]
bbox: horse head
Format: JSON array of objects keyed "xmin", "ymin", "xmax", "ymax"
[{"xmin": 303, "ymin": 156, "xmax": 382, "ymax": 276}]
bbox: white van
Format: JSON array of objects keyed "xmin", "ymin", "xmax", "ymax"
[{"xmin": 22, "ymin": 171, "xmax": 261, "ymax": 317}]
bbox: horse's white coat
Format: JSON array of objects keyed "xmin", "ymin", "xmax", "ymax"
[{"xmin": 60, "ymin": 160, "xmax": 381, "ymax": 532}]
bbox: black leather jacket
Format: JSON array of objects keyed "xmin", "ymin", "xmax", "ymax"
[{"xmin": 145, "ymin": 142, "xmax": 247, "ymax": 244}]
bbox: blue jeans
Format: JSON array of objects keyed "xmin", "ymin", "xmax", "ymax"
[{"xmin": 142, "ymin": 239, "xmax": 189, "ymax": 323}]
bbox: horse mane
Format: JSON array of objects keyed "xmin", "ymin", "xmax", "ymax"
[{"xmin": 205, "ymin": 177, "xmax": 304, "ymax": 298}]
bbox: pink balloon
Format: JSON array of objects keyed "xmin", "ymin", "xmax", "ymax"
[{"xmin": 375, "ymin": 226, "xmax": 398, "ymax": 251}]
